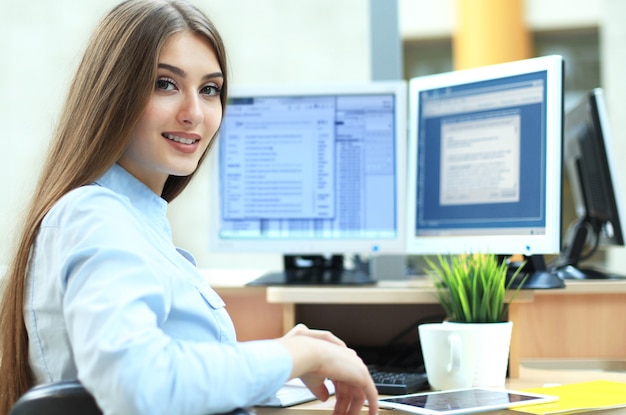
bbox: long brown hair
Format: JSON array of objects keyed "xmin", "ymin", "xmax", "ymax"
[{"xmin": 0, "ymin": 0, "xmax": 228, "ymax": 412}]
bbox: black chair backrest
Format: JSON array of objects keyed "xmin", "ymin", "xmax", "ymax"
[
  {"xmin": 9, "ymin": 380, "xmax": 102, "ymax": 415},
  {"xmin": 10, "ymin": 379, "xmax": 257, "ymax": 415}
]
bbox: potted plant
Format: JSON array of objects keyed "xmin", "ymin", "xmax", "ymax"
[
  {"xmin": 426, "ymin": 253, "xmax": 523, "ymax": 323},
  {"xmin": 423, "ymin": 253, "xmax": 525, "ymax": 387}
]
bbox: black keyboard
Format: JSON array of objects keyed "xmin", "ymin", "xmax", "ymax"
[{"xmin": 368, "ymin": 366, "xmax": 429, "ymax": 395}]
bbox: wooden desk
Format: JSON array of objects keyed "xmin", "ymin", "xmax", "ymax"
[
  {"xmin": 204, "ymin": 270, "xmax": 626, "ymax": 379},
  {"xmin": 515, "ymin": 280, "xmax": 626, "ymax": 360},
  {"xmin": 265, "ymin": 278, "xmax": 534, "ymax": 378},
  {"xmin": 255, "ymin": 363, "xmax": 626, "ymax": 414}
]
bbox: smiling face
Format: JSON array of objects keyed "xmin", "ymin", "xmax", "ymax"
[{"xmin": 118, "ymin": 31, "xmax": 224, "ymax": 195}]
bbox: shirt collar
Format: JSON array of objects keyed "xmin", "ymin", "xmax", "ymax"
[{"xmin": 94, "ymin": 164, "xmax": 169, "ymax": 225}]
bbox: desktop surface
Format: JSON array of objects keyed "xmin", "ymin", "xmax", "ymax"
[{"xmin": 255, "ymin": 363, "xmax": 626, "ymax": 415}]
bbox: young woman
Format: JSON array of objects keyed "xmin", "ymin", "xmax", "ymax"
[{"xmin": 0, "ymin": 1, "xmax": 378, "ymax": 414}]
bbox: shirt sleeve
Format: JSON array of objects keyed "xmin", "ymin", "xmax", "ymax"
[{"xmin": 48, "ymin": 188, "xmax": 292, "ymax": 415}]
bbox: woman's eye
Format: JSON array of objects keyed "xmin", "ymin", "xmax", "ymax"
[
  {"xmin": 201, "ymin": 84, "xmax": 222, "ymax": 97},
  {"xmin": 156, "ymin": 78, "xmax": 176, "ymax": 91}
]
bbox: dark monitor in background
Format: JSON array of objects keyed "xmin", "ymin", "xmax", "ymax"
[
  {"xmin": 555, "ymin": 88, "xmax": 626, "ymax": 280},
  {"xmin": 405, "ymin": 55, "xmax": 565, "ymax": 289},
  {"xmin": 208, "ymin": 81, "xmax": 408, "ymax": 285}
]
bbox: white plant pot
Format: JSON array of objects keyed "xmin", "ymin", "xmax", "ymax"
[{"xmin": 444, "ymin": 321, "xmax": 513, "ymax": 388}]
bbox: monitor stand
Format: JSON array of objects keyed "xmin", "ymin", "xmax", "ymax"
[
  {"xmin": 553, "ymin": 264, "xmax": 626, "ymax": 280},
  {"xmin": 246, "ymin": 254, "xmax": 377, "ymax": 286},
  {"xmin": 552, "ymin": 217, "xmax": 626, "ymax": 280},
  {"xmin": 503, "ymin": 255, "xmax": 565, "ymax": 289}
]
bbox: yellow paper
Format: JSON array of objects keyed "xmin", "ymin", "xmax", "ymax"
[{"xmin": 510, "ymin": 380, "xmax": 626, "ymax": 414}]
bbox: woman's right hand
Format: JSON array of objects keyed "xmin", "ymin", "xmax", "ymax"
[{"xmin": 278, "ymin": 325, "xmax": 378, "ymax": 415}]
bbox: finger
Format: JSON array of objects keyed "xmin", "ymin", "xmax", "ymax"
[
  {"xmin": 364, "ymin": 383, "xmax": 379, "ymax": 415},
  {"xmin": 352, "ymin": 364, "xmax": 379, "ymax": 415},
  {"xmin": 332, "ymin": 382, "xmax": 352, "ymax": 415},
  {"xmin": 367, "ymin": 400, "xmax": 379, "ymax": 415},
  {"xmin": 347, "ymin": 389, "xmax": 366, "ymax": 415},
  {"xmin": 301, "ymin": 374, "xmax": 330, "ymax": 402}
]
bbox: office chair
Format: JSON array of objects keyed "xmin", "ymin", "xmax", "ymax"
[
  {"xmin": 9, "ymin": 380, "xmax": 102, "ymax": 415},
  {"xmin": 9, "ymin": 379, "xmax": 256, "ymax": 415}
]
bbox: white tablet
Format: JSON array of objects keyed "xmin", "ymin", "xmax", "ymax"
[{"xmin": 377, "ymin": 387, "xmax": 558, "ymax": 415}]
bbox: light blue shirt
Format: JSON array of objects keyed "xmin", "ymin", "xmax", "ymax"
[{"xmin": 24, "ymin": 164, "xmax": 292, "ymax": 415}]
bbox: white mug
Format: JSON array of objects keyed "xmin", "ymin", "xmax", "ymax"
[{"xmin": 418, "ymin": 323, "xmax": 479, "ymax": 390}]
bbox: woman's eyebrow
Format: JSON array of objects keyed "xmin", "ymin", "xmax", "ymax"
[
  {"xmin": 158, "ymin": 63, "xmax": 223, "ymax": 81},
  {"xmin": 158, "ymin": 63, "xmax": 186, "ymax": 77}
]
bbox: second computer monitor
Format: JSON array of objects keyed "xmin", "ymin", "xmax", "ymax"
[
  {"xmin": 209, "ymin": 81, "xmax": 407, "ymax": 256},
  {"xmin": 406, "ymin": 55, "xmax": 564, "ymax": 257},
  {"xmin": 556, "ymin": 88, "xmax": 626, "ymax": 279}
]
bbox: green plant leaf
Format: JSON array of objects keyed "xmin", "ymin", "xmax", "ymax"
[{"xmin": 426, "ymin": 253, "xmax": 523, "ymax": 323}]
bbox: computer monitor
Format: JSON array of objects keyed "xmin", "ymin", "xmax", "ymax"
[
  {"xmin": 555, "ymin": 88, "xmax": 626, "ymax": 280},
  {"xmin": 405, "ymin": 55, "xmax": 565, "ymax": 289},
  {"xmin": 209, "ymin": 81, "xmax": 407, "ymax": 284}
]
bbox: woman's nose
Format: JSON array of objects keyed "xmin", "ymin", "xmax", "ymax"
[{"xmin": 178, "ymin": 94, "xmax": 203, "ymax": 126}]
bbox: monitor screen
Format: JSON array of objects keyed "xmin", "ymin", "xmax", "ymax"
[
  {"xmin": 406, "ymin": 55, "xmax": 564, "ymax": 257},
  {"xmin": 208, "ymin": 81, "xmax": 407, "ymax": 256},
  {"xmin": 556, "ymin": 88, "xmax": 626, "ymax": 279}
]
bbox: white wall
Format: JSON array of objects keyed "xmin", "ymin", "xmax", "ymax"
[
  {"xmin": 0, "ymin": 0, "xmax": 370, "ymax": 269},
  {"xmin": 600, "ymin": 0, "xmax": 626, "ymax": 273},
  {"xmin": 1, "ymin": 2, "xmax": 115, "ymax": 267}
]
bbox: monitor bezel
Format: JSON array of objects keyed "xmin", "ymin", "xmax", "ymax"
[
  {"xmin": 208, "ymin": 81, "xmax": 408, "ymax": 255},
  {"xmin": 405, "ymin": 55, "xmax": 564, "ymax": 256}
]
